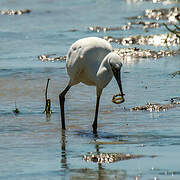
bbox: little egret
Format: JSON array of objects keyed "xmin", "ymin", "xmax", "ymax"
[{"xmin": 59, "ymin": 37, "xmax": 124, "ymax": 133}]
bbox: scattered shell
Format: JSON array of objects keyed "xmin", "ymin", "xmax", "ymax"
[
  {"xmin": 88, "ymin": 22, "xmax": 164, "ymax": 32},
  {"xmin": 104, "ymin": 33, "xmax": 179, "ymax": 46},
  {"xmin": 0, "ymin": 9, "xmax": 31, "ymax": 15},
  {"xmin": 38, "ymin": 54, "xmax": 66, "ymax": 62},
  {"xmin": 88, "ymin": 24, "xmax": 131, "ymax": 32},
  {"xmin": 38, "ymin": 47, "xmax": 177, "ymax": 64},
  {"xmin": 144, "ymin": 6, "xmax": 180, "ymax": 23},
  {"xmin": 128, "ymin": 6, "xmax": 180, "ymax": 24},
  {"xmin": 131, "ymin": 21, "xmax": 162, "ymax": 29},
  {"xmin": 130, "ymin": 102, "xmax": 180, "ymax": 112},
  {"xmin": 113, "ymin": 47, "xmax": 176, "ymax": 61}
]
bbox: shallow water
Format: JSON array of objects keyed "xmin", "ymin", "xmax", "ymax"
[{"xmin": 0, "ymin": 0, "xmax": 180, "ymax": 179}]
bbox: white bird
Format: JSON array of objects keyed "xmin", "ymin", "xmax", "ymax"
[{"xmin": 59, "ymin": 37, "xmax": 124, "ymax": 134}]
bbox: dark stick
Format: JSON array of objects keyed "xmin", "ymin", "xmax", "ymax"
[{"xmin": 44, "ymin": 78, "xmax": 51, "ymax": 114}]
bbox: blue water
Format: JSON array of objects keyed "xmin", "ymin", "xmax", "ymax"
[{"xmin": 0, "ymin": 0, "xmax": 180, "ymax": 179}]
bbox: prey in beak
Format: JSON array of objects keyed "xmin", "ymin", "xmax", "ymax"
[{"xmin": 112, "ymin": 66, "xmax": 125, "ymax": 104}]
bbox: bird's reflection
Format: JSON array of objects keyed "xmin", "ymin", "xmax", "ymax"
[
  {"xmin": 60, "ymin": 130, "xmax": 127, "ymax": 180},
  {"xmin": 95, "ymin": 143, "xmax": 104, "ymax": 179},
  {"xmin": 45, "ymin": 113, "xmax": 51, "ymax": 122},
  {"xmin": 60, "ymin": 129, "xmax": 67, "ymax": 169}
]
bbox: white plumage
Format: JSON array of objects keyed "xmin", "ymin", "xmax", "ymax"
[{"xmin": 59, "ymin": 37, "xmax": 124, "ymax": 133}]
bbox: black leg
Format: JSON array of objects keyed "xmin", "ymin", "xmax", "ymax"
[
  {"xmin": 92, "ymin": 95, "xmax": 101, "ymax": 134},
  {"xmin": 59, "ymin": 85, "xmax": 71, "ymax": 129}
]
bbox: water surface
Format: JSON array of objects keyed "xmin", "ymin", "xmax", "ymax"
[{"xmin": 0, "ymin": 0, "xmax": 180, "ymax": 179}]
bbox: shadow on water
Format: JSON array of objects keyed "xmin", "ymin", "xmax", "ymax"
[
  {"xmin": 71, "ymin": 129, "xmax": 124, "ymax": 140},
  {"xmin": 70, "ymin": 129, "xmax": 178, "ymax": 146}
]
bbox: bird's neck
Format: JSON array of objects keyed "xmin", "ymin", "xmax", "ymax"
[{"xmin": 96, "ymin": 56, "xmax": 113, "ymax": 89}]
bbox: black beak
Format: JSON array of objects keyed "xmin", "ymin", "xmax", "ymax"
[{"xmin": 112, "ymin": 69, "xmax": 124, "ymax": 99}]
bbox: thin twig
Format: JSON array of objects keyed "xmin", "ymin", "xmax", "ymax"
[
  {"xmin": 163, "ymin": 23, "xmax": 180, "ymax": 38},
  {"xmin": 174, "ymin": 24, "xmax": 180, "ymax": 31}
]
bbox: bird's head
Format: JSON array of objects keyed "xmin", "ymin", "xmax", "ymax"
[{"xmin": 109, "ymin": 53, "xmax": 125, "ymax": 101}]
